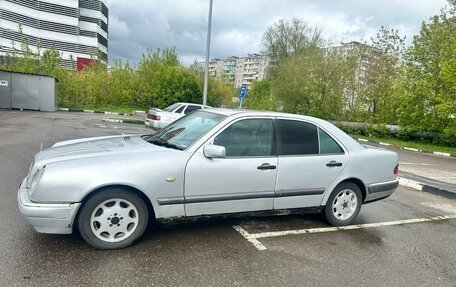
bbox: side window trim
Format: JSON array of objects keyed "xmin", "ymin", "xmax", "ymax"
[
  {"xmin": 174, "ymin": 104, "xmax": 186, "ymax": 113},
  {"xmin": 275, "ymin": 117, "xmax": 347, "ymax": 157},
  {"xmin": 317, "ymin": 126, "xmax": 346, "ymax": 155},
  {"xmin": 208, "ymin": 116, "xmax": 277, "ymax": 158}
]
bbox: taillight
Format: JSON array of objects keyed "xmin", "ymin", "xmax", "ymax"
[
  {"xmin": 147, "ymin": 114, "xmax": 160, "ymax": 120},
  {"xmin": 393, "ymin": 164, "xmax": 399, "ymax": 175}
]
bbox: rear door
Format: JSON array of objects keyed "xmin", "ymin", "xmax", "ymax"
[{"xmin": 274, "ymin": 119, "xmax": 349, "ymax": 209}]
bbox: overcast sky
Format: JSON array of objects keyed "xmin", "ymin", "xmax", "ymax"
[{"xmin": 108, "ymin": 0, "xmax": 448, "ymax": 66}]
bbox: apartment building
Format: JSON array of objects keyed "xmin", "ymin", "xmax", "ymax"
[
  {"xmin": 0, "ymin": 0, "xmax": 108, "ymax": 70},
  {"xmin": 206, "ymin": 54, "xmax": 269, "ymax": 88}
]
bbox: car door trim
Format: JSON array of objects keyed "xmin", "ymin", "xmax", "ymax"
[
  {"xmin": 275, "ymin": 188, "xmax": 325, "ymax": 197},
  {"xmin": 158, "ymin": 188, "xmax": 326, "ymax": 206}
]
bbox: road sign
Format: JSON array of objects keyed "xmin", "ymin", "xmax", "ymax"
[{"xmin": 239, "ymin": 86, "xmax": 247, "ymax": 99}]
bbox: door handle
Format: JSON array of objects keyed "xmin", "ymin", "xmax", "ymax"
[
  {"xmin": 326, "ymin": 161, "xmax": 342, "ymax": 167},
  {"xmin": 257, "ymin": 163, "xmax": 276, "ymax": 170}
]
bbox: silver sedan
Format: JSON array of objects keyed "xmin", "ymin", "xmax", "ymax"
[{"xmin": 18, "ymin": 109, "xmax": 399, "ymax": 249}]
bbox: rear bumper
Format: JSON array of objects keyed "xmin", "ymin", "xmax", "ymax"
[
  {"xmin": 17, "ymin": 178, "xmax": 80, "ymax": 234},
  {"xmin": 144, "ymin": 118, "xmax": 166, "ymax": 129},
  {"xmin": 365, "ymin": 179, "xmax": 399, "ymax": 203}
]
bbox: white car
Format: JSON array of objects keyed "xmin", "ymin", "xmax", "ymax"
[{"xmin": 145, "ymin": 102, "xmax": 211, "ymax": 129}]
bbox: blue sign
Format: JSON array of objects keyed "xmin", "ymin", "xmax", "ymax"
[{"xmin": 239, "ymin": 86, "xmax": 247, "ymax": 99}]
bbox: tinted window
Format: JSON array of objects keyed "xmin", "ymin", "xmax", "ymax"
[
  {"xmin": 214, "ymin": 119, "xmax": 274, "ymax": 157},
  {"xmin": 174, "ymin": 105, "xmax": 186, "ymax": 113},
  {"xmin": 184, "ymin": 105, "xmax": 201, "ymax": 114},
  {"xmin": 278, "ymin": 120, "xmax": 318, "ymax": 155},
  {"xmin": 319, "ymin": 128, "xmax": 344, "ymax": 154}
]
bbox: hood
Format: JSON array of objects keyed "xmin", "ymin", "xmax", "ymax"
[{"xmin": 31, "ymin": 135, "xmax": 166, "ymax": 172}]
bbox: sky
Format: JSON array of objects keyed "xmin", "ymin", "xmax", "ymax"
[{"xmin": 108, "ymin": 0, "xmax": 449, "ymax": 66}]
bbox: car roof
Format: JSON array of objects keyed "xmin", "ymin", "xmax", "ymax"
[
  {"xmin": 176, "ymin": 102, "xmax": 211, "ymax": 108},
  {"xmin": 203, "ymin": 108, "xmax": 365, "ymax": 152}
]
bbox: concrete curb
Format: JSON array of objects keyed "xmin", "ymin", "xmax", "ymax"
[
  {"xmin": 398, "ymin": 177, "xmax": 456, "ymax": 200},
  {"xmin": 58, "ymin": 107, "xmax": 145, "ymax": 116},
  {"xmin": 102, "ymin": 118, "xmax": 144, "ymax": 125},
  {"xmin": 357, "ymin": 138, "xmax": 455, "ymax": 158}
]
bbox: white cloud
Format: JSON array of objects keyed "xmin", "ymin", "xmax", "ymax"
[{"xmin": 107, "ymin": 0, "xmax": 448, "ymax": 65}]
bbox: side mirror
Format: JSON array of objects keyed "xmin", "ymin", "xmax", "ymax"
[{"xmin": 203, "ymin": 144, "xmax": 226, "ymax": 159}]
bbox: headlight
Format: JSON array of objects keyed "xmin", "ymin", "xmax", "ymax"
[{"xmin": 29, "ymin": 166, "xmax": 46, "ymax": 192}]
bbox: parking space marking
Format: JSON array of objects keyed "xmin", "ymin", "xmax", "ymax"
[
  {"xmin": 232, "ymin": 225, "xmax": 267, "ymax": 250},
  {"xmin": 233, "ymin": 214, "xmax": 456, "ymax": 251},
  {"xmin": 420, "ymin": 202, "xmax": 456, "ymax": 213}
]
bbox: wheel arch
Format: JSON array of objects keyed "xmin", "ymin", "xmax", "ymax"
[
  {"xmin": 337, "ymin": 177, "xmax": 367, "ymax": 202},
  {"xmin": 73, "ymin": 184, "xmax": 156, "ymax": 231}
]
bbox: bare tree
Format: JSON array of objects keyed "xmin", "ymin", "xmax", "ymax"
[{"xmin": 262, "ymin": 19, "xmax": 323, "ymax": 64}]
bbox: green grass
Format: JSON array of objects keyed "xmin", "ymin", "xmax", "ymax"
[
  {"xmin": 350, "ymin": 134, "xmax": 456, "ymax": 155},
  {"xmin": 62, "ymin": 105, "xmax": 147, "ymax": 115}
]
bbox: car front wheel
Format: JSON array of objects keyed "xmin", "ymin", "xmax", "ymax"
[
  {"xmin": 77, "ymin": 188, "xmax": 149, "ymax": 249},
  {"xmin": 324, "ymin": 182, "xmax": 362, "ymax": 226}
]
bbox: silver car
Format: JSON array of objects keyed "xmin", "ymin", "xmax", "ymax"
[{"xmin": 18, "ymin": 109, "xmax": 399, "ymax": 249}]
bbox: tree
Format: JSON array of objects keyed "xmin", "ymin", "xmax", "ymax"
[
  {"xmin": 245, "ymin": 80, "xmax": 277, "ymax": 111},
  {"xmin": 271, "ymin": 48, "xmax": 348, "ymax": 120},
  {"xmin": 398, "ymin": 6, "xmax": 456, "ymax": 136},
  {"xmin": 262, "ymin": 18, "xmax": 323, "ymax": 65},
  {"xmin": 352, "ymin": 27, "xmax": 405, "ymax": 124}
]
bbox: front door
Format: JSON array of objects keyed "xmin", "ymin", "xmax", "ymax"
[{"xmin": 184, "ymin": 118, "xmax": 277, "ymax": 216}]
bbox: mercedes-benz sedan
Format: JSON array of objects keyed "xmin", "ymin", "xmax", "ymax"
[{"xmin": 18, "ymin": 109, "xmax": 399, "ymax": 249}]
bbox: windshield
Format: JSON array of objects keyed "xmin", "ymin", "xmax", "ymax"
[
  {"xmin": 163, "ymin": 103, "xmax": 181, "ymax": 112},
  {"xmin": 142, "ymin": 110, "xmax": 226, "ymax": 150}
]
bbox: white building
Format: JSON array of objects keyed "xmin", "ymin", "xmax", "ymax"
[
  {"xmin": 0, "ymin": 0, "xmax": 108, "ymax": 70},
  {"xmin": 205, "ymin": 54, "xmax": 269, "ymax": 88}
]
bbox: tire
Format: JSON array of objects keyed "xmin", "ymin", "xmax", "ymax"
[
  {"xmin": 324, "ymin": 182, "xmax": 362, "ymax": 226},
  {"xmin": 78, "ymin": 188, "xmax": 149, "ymax": 249}
]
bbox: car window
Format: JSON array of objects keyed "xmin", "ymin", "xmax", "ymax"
[
  {"xmin": 174, "ymin": 105, "xmax": 186, "ymax": 113},
  {"xmin": 318, "ymin": 128, "xmax": 344, "ymax": 154},
  {"xmin": 277, "ymin": 119, "xmax": 319, "ymax": 155},
  {"xmin": 184, "ymin": 105, "xmax": 201, "ymax": 114},
  {"xmin": 214, "ymin": 119, "xmax": 274, "ymax": 157},
  {"xmin": 143, "ymin": 111, "xmax": 226, "ymax": 150},
  {"xmin": 163, "ymin": 103, "xmax": 181, "ymax": 112}
]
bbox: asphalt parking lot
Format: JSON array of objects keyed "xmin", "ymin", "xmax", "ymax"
[{"xmin": 1, "ymin": 110, "xmax": 455, "ymax": 286}]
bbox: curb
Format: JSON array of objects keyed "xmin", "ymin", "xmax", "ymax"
[
  {"xmin": 398, "ymin": 177, "xmax": 456, "ymax": 200},
  {"xmin": 357, "ymin": 138, "xmax": 455, "ymax": 158},
  {"xmin": 102, "ymin": 118, "xmax": 144, "ymax": 125},
  {"xmin": 59, "ymin": 107, "xmax": 146, "ymax": 116}
]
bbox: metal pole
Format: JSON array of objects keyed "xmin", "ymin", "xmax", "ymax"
[{"xmin": 202, "ymin": 0, "xmax": 213, "ymax": 106}]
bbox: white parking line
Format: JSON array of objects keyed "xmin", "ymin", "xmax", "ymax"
[
  {"xmin": 233, "ymin": 214, "xmax": 456, "ymax": 251},
  {"xmin": 232, "ymin": 225, "xmax": 267, "ymax": 250}
]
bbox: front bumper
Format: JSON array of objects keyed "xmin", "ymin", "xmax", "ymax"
[
  {"xmin": 365, "ymin": 179, "xmax": 399, "ymax": 203},
  {"xmin": 17, "ymin": 178, "xmax": 81, "ymax": 234}
]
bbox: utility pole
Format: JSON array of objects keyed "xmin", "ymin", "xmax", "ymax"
[{"xmin": 202, "ymin": 0, "xmax": 213, "ymax": 106}]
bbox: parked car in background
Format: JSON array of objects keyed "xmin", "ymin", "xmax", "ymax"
[
  {"xmin": 18, "ymin": 109, "xmax": 399, "ymax": 249},
  {"xmin": 145, "ymin": 102, "xmax": 211, "ymax": 129}
]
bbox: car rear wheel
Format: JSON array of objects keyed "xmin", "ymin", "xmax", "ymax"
[
  {"xmin": 78, "ymin": 189, "xmax": 149, "ymax": 249},
  {"xmin": 324, "ymin": 182, "xmax": 362, "ymax": 226}
]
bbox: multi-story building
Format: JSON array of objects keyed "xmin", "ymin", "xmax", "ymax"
[
  {"xmin": 234, "ymin": 54, "xmax": 269, "ymax": 88},
  {"xmin": 0, "ymin": 0, "xmax": 108, "ymax": 70},
  {"xmin": 205, "ymin": 54, "xmax": 269, "ymax": 88}
]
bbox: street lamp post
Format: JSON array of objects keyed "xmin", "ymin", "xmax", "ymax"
[{"xmin": 203, "ymin": 0, "xmax": 213, "ymax": 106}]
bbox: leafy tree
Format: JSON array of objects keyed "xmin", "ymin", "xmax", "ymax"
[
  {"xmin": 398, "ymin": 5, "xmax": 456, "ymax": 137},
  {"xmin": 350, "ymin": 27, "xmax": 405, "ymax": 124},
  {"xmin": 245, "ymin": 80, "xmax": 277, "ymax": 111}
]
